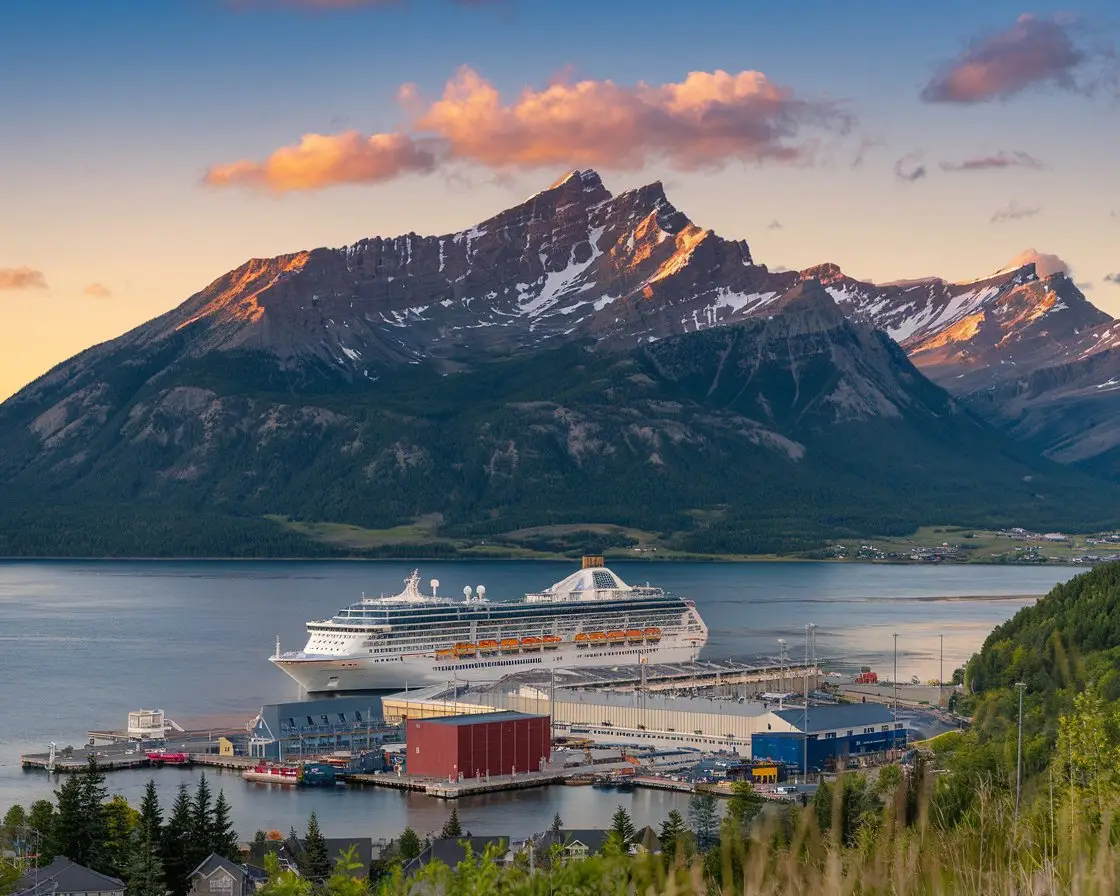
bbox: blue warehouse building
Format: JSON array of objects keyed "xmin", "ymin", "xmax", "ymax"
[
  {"xmin": 248, "ymin": 695, "xmax": 400, "ymax": 762},
  {"xmin": 752, "ymin": 704, "xmax": 907, "ymax": 774}
]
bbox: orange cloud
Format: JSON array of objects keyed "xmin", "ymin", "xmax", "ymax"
[
  {"xmin": 206, "ymin": 67, "xmax": 852, "ymax": 193},
  {"xmin": 1004, "ymin": 248, "xmax": 1070, "ymax": 279},
  {"xmin": 921, "ymin": 15, "xmax": 1091, "ymax": 104},
  {"xmin": 0, "ymin": 267, "xmax": 47, "ymax": 291},
  {"xmin": 204, "ymin": 132, "xmax": 437, "ymax": 192},
  {"xmin": 417, "ymin": 66, "xmax": 851, "ymax": 170},
  {"xmin": 83, "ymin": 282, "xmax": 112, "ymax": 298}
]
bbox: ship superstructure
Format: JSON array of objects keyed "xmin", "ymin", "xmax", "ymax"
[{"xmin": 271, "ymin": 557, "xmax": 708, "ymax": 692}]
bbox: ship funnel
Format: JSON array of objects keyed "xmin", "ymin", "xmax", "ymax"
[
  {"xmin": 463, "ymin": 585, "xmax": 473, "ymax": 600},
  {"xmin": 581, "ymin": 555, "xmax": 604, "ymax": 569},
  {"xmin": 477, "ymin": 585, "xmax": 486, "ymax": 600}
]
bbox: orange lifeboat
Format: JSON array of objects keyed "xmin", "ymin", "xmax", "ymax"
[
  {"xmin": 588, "ymin": 632, "xmax": 607, "ymax": 646},
  {"xmin": 574, "ymin": 633, "xmax": 590, "ymax": 648},
  {"xmin": 454, "ymin": 642, "xmax": 477, "ymax": 657},
  {"xmin": 643, "ymin": 627, "xmax": 662, "ymax": 642},
  {"xmin": 478, "ymin": 639, "xmax": 499, "ymax": 655},
  {"xmin": 626, "ymin": 629, "xmax": 644, "ymax": 644},
  {"xmin": 521, "ymin": 637, "xmax": 542, "ymax": 651},
  {"xmin": 542, "ymin": 635, "xmax": 562, "ymax": 649},
  {"xmin": 436, "ymin": 648, "xmax": 454, "ymax": 660},
  {"xmin": 607, "ymin": 630, "xmax": 626, "ymax": 645},
  {"xmin": 500, "ymin": 638, "xmax": 520, "ymax": 653}
]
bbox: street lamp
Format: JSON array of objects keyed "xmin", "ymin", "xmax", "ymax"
[{"xmin": 1015, "ymin": 682, "xmax": 1027, "ymax": 816}]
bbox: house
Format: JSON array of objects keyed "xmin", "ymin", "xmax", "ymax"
[
  {"xmin": 631, "ymin": 826, "xmax": 660, "ymax": 855},
  {"xmin": 533, "ymin": 829, "xmax": 610, "ymax": 862},
  {"xmin": 188, "ymin": 854, "xmax": 251, "ymax": 896},
  {"xmin": 401, "ymin": 837, "xmax": 510, "ymax": 874},
  {"xmin": 247, "ymin": 836, "xmax": 375, "ymax": 879},
  {"xmin": 14, "ymin": 858, "xmax": 124, "ymax": 896}
]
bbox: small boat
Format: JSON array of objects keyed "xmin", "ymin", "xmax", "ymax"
[
  {"xmin": 478, "ymin": 639, "xmax": 499, "ymax": 655},
  {"xmin": 643, "ymin": 627, "xmax": 662, "ymax": 642},
  {"xmin": 564, "ymin": 774, "xmax": 595, "ymax": 786},
  {"xmin": 521, "ymin": 637, "xmax": 542, "ymax": 651},
  {"xmin": 589, "ymin": 632, "xmax": 607, "ymax": 645},
  {"xmin": 626, "ymin": 628, "xmax": 644, "ymax": 644},
  {"xmin": 500, "ymin": 638, "xmax": 520, "ymax": 653},
  {"xmin": 454, "ymin": 642, "xmax": 477, "ymax": 657},
  {"xmin": 542, "ymin": 635, "xmax": 562, "ymax": 649},
  {"xmin": 436, "ymin": 648, "xmax": 454, "ymax": 660},
  {"xmin": 243, "ymin": 763, "xmax": 300, "ymax": 786},
  {"xmin": 607, "ymin": 630, "xmax": 627, "ymax": 645},
  {"xmin": 574, "ymin": 633, "xmax": 590, "ymax": 648}
]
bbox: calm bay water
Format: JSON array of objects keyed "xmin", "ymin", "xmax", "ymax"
[{"xmin": 0, "ymin": 559, "xmax": 1078, "ymax": 838}]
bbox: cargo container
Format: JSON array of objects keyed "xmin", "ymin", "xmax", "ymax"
[{"xmin": 405, "ymin": 711, "xmax": 549, "ymax": 780}]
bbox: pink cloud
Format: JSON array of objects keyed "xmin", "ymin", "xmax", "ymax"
[
  {"xmin": 0, "ymin": 267, "xmax": 47, "ymax": 291},
  {"xmin": 940, "ymin": 150, "xmax": 1046, "ymax": 171},
  {"xmin": 204, "ymin": 132, "xmax": 437, "ymax": 192},
  {"xmin": 417, "ymin": 66, "xmax": 851, "ymax": 170},
  {"xmin": 991, "ymin": 201, "xmax": 1041, "ymax": 224},
  {"xmin": 205, "ymin": 67, "xmax": 853, "ymax": 193},
  {"xmin": 83, "ymin": 282, "xmax": 112, "ymax": 298},
  {"xmin": 1004, "ymin": 248, "xmax": 1070, "ymax": 278},
  {"xmin": 921, "ymin": 15, "xmax": 1087, "ymax": 103}
]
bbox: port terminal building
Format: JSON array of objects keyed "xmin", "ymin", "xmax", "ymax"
[{"xmin": 248, "ymin": 695, "xmax": 399, "ymax": 761}]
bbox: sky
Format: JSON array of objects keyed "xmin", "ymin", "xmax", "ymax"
[{"xmin": 2, "ymin": 0, "xmax": 1119, "ymax": 400}]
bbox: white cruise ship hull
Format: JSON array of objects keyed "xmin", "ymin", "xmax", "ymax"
[{"xmin": 272, "ymin": 639, "xmax": 702, "ymax": 693}]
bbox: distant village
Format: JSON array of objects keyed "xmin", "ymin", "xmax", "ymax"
[{"xmin": 828, "ymin": 527, "xmax": 1120, "ymax": 565}]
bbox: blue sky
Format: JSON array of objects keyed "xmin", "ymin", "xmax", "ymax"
[{"xmin": 1, "ymin": 0, "xmax": 1118, "ymax": 398}]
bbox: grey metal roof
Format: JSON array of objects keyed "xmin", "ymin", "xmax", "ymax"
[
  {"xmin": 773, "ymin": 703, "xmax": 896, "ymax": 733},
  {"xmin": 403, "ymin": 837, "xmax": 510, "ymax": 873},
  {"xmin": 413, "ymin": 711, "xmax": 546, "ymax": 727},
  {"xmin": 16, "ymin": 858, "xmax": 124, "ymax": 896},
  {"xmin": 556, "ymin": 689, "xmax": 769, "ymax": 717},
  {"xmin": 190, "ymin": 854, "xmax": 247, "ymax": 883}
]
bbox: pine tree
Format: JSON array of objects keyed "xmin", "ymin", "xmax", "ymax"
[
  {"xmin": 210, "ymin": 792, "xmax": 239, "ymax": 863},
  {"xmin": 658, "ymin": 810, "xmax": 685, "ymax": 859},
  {"xmin": 79, "ymin": 758, "xmax": 110, "ymax": 874},
  {"xmin": 549, "ymin": 812, "xmax": 563, "ymax": 835},
  {"xmin": 138, "ymin": 781, "xmax": 163, "ymax": 841},
  {"xmin": 439, "ymin": 807, "xmax": 462, "ymax": 839},
  {"xmin": 688, "ymin": 792, "xmax": 718, "ymax": 851},
  {"xmin": 609, "ymin": 806, "xmax": 635, "ymax": 845},
  {"xmin": 161, "ymin": 784, "xmax": 193, "ymax": 896},
  {"xmin": 726, "ymin": 780, "xmax": 764, "ymax": 831},
  {"xmin": 187, "ymin": 775, "xmax": 213, "ymax": 871},
  {"xmin": 127, "ymin": 818, "xmax": 167, "ymax": 896},
  {"xmin": 297, "ymin": 812, "xmax": 330, "ymax": 885},
  {"xmin": 397, "ymin": 828, "xmax": 421, "ymax": 863},
  {"xmin": 52, "ymin": 772, "xmax": 85, "ymax": 863}
]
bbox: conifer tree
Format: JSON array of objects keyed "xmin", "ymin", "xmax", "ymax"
[
  {"xmin": 187, "ymin": 775, "xmax": 214, "ymax": 871},
  {"xmin": 210, "ymin": 792, "xmax": 239, "ymax": 863},
  {"xmin": 161, "ymin": 784, "xmax": 193, "ymax": 896},
  {"xmin": 103, "ymin": 796, "xmax": 138, "ymax": 880},
  {"xmin": 397, "ymin": 828, "xmax": 421, "ymax": 863},
  {"xmin": 658, "ymin": 810, "xmax": 685, "ymax": 859},
  {"xmin": 28, "ymin": 800, "xmax": 58, "ymax": 865},
  {"xmin": 549, "ymin": 812, "xmax": 563, "ymax": 835},
  {"xmin": 609, "ymin": 806, "xmax": 635, "ymax": 845},
  {"xmin": 127, "ymin": 818, "xmax": 167, "ymax": 896},
  {"xmin": 138, "ymin": 780, "xmax": 163, "ymax": 841},
  {"xmin": 439, "ymin": 807, "xmax": 462, "ymax": 839},
  {"xmin": 297, "ymin": 812, "xmax": 330, "ymax": 885},
  {"xmin": 52, "ymin": 772, "xmax": 85, "ymax": 863},
  {"xmin": 79, "ymin": 758, "xmax": 110, "ymax": 874}
]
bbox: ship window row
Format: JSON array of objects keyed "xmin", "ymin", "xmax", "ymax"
[{"xmin": 333, "ymin": 600, "xmax": 684, "ymax": 623}]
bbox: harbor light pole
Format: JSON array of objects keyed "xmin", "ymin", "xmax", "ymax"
[
  {"xmin": 939, "ymin": 633, "xmax": 944, "ymax": 707},
  {"xmin": 1015, "ymin": 681, "xmax": 1027, "ymax": 816},
  {"xmin": 892, "ymin": 633, "xmax": 899, "ymax": 720}
]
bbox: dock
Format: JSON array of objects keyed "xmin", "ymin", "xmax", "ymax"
[
  {"xmin": 349, "ymin": 769, "xmax": 567, "ymax": 798},
  {"xmin": 630, "ymin": 775, "xmax": 696, "ymax": 793}
]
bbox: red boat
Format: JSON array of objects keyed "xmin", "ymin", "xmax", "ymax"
[
  {"xmin": 242, "ymin": 763, "xmax": 301, "ymax": 785},
  {"xmin": 147, "ymin": 751, "xmax": 191, "ymax": 766}
]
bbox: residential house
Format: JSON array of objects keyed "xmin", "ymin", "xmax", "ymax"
[
  {"xmin": 246, "ymin": 836, "xmax": 375, "ymax": 879},
  {"xmin": 533, "ymin": 829, "xmax": 611, "ymax": 862},
  {"xmin": 188, "ymin": 854, "xmax": 251, "ymax": 896},
  {"xmin": 14, "ymin": 858, "xmax": 124, "ymax": 896},
  {"xmin": 401, "ymin": 837, "xmax": 511, "ymax": 875}
]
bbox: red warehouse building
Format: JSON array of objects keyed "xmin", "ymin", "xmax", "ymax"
[{"xmin": 406, "ymin": 712, "xmax": 550, "ymax": 780}]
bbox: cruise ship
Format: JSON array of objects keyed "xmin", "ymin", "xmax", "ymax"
[{"xmin": 271, "ymin": 557, "xmax": 709, "ymax": 692}]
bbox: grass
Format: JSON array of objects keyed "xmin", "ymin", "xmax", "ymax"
[{"xmin": 831, "ymin": 524, "xmax": 1120, "ymax": 563}]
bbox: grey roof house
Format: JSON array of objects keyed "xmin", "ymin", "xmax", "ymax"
[
  {"xmin": 402, "ymin": 837, "xmax": 511, "ymax": 874},
  {"xmin": 14, "ymin": 858, "xmax": 124, "ymax": 896},
  {"xmin": 188, "ymin": 855, "xmax": 251, "ymax": 896}
]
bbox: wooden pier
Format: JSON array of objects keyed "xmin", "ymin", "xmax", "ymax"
[{"xmin": 348, "ymin": 770, "xmax": 566, "ymax": 798}]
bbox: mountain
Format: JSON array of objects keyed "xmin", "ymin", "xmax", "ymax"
[
  {"xmin": 2, "ymin": 171, "xmax": 1118, "ymax": 557},
  {"xmin": 803, "ymin": 261, "xmax": 1120, "ymax": 474}
]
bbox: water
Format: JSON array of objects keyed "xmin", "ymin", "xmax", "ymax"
[{"xmin": 0, "ymin": 559, "xmax": 1078, "ymax": 838}]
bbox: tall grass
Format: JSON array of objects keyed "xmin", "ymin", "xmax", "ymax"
[{"xmin": 365, "ymin": 780, "xmax": 1119, "ymax": 896}]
